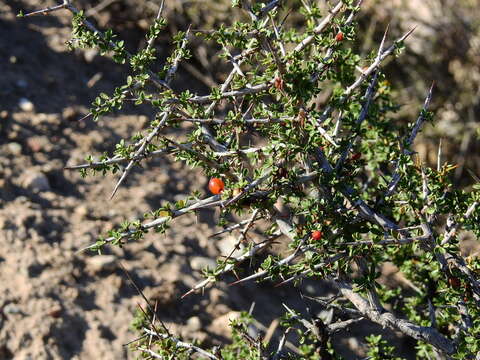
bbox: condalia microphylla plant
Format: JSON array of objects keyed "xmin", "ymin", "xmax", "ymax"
[{"xmin": 19, "ymin": 0, "xmax": 480, "ymax": 358}]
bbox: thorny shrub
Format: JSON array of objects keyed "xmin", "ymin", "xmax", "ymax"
[{"xmin": 19, "ymin": 0, "xmax": 480, "ymax": 359}]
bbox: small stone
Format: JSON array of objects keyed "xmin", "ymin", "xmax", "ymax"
[
  {"xmin": 347, "ymin": 337, "xmax": 361, "ymax": 352},
  {"xmin": 186, "ymin": 316, "xmax": 202, "ymax": 332},
  {"xmin": 0, "ymin": 110, "xmax": 8, "ymax": 119},
  {"xmin": 145, "ymin": 282, "xmax": 177, "ymax": 306},
  {"xmin": 190, "ymin": 256, "xmax": 217, "ymax": 272},
  {"xmin": 18, "ymin": 98, "xmax": 35, "ymax": 112},
  {"xmin": 62, "ymin": 107, "xmax": 77, "ymax": 121},
  {"xmin": 86, "ymin": 255, "xmax": 117, "ymax": 274},
  {"xmin": 217, "ymin": 236, "xmax": 244, "ymax": 258},
  {"xmin": 48, "ymin": 306, "xmax": 62, "ymax": 318},
  {"xmin": 26, "ymin": 137, "xmax": 48, "ymax": 153},
  {"xmin": 209, "ymin": 311, "xmax": 240, "ymax": 337},
  {"xmin": 32, "ymin": 113, "xmax": 59, "ymax": 126},
  {"xmin": 209, "ymin": 288, "xmax": 224, "ymax": 303},
  {"xmin": 138, "ymin": 115, "xmax": 148, "ymax": 126},
  {"xmin": 3, "ymin": 303, "xmax": 23, "ymax": 315},
  {"xmin": 107, "ymin": 209, "xmax": 118, "ymax": 218},
  {"xmin": 137, "ymin": 19, "xmax": 149, "ymax": 30},
  {"xmin": 83, "ymin": 49, "xmax": 98, "ymax": 63},
  {"xmin": 7, "ymin": 142, "xmax": 22, "ymax": 155},
  {"xmin": 22, "ymin": 171, "xmax": 50, "ymax": 192},
  {"xmin": 75, "ymin": 205, "xmax": 89, "ymax": 219}
]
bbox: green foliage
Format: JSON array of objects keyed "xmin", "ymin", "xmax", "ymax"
[{"xmin": 365, "ymin": 334, "xmax": 405, "ymax": 360}]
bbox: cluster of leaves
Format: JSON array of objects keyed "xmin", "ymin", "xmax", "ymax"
[{"xmin": 21, "ymin": 0, "xmax": 480, "ymax": 358}]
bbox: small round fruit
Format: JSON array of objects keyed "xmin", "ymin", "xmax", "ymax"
[
  {"xmin": 335, "ymin": 31, "xmax": 344, "ymax": 42},
  {"xmin": 448, "ymin": 277, "xmax": 461, "ymax": 289},
  {"xmin": 311, "ymin": 230, "xmax": 323, "ymax": 241},
  {"xmin": 351, "ymin": 152, "xmax": 361, "ymax": 161},
  {"xmin": 274, "ymin": 76, "xmax": 284, "ymax": 90},
  {"xmin": 208, "ymin": 177, "xmax": 225, "ymax": 195}
]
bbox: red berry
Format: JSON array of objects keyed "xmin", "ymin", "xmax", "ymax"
[
  {"xmin": 448, "ymin": 277, "xmax": 461, "ymax": 289},
  {"xmin": 311, "ymin": 230, "xmax": 323, "ymax": 241},
  {"xmin": 335, "ymin": 31, "xmax": 344, "ymax": 42},
  {"xmin": 351, "ymin": 152, "xmax": 361, "ymax": 161},
  {"xmin": 274, "ymin": 76, "xmax": 284, "ymax": 90},
  {"xmin": 208, "ymin": 177, "xmax": 225, "ymax": 195}
]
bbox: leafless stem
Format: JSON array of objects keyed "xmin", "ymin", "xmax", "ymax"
[
  {"xmin": 383, "ymin": 83, "xmax": 434, "ymax": 199},
  {"xmin": 334, "ymin": 279, "xmax": 455, "ymax": 355},
  {"xmin": 142, "ymin": 328, "xmax": 219, "ymax": 359}
]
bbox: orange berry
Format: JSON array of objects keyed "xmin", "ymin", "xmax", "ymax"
[
  {"xmin": 274, "ymin": 76, "xmax": 284, "ymax": 90},
  {"xmin": 335, "ymin": 31, "xmax": 344, "ymax": 42},
  {"xmin": 311, "ymin": 230, "xmax": 323, "ymax": 241},
  {"xmin": 208, "ymin": 177, "xmax": 225, "ymax": 195}
]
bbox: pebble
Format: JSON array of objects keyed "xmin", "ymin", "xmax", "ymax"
[
  {"xmin": 75, "ymin": 205, "xmax": 89, "ymax": 219},
  {"xmin": 3, "ymin": 303, "xmax": 23, "ymax": 315},
  {"xmin": 7, "ymin": 142, "xmax": 22, "ymax": 155},
  {"xmin": 62, "ymin": 107, "xmax": 77, "ymax": 121},
  {"xmin": 347, "ymin": 337, "xmax": 361, "ymax": 352},
  {"xmin": 48, "ymin": 305, "xmax": 62, "ymax": 318},
  {"xmin": 209, "ymin": 288, "xmax": 224, "ymax": 303},
  {"xmin": 190, "ymin": 256, "xmax": 217, "ymax": 271},
  {"xmin": 186, "ymin": 316, "xmax": 202, "ymax": 332},
  {"xmin": 83, "ymin": 49, "xmax": 98, "ymax": 63},
  {"xmin": 86, "ymin": 255, "xmax": 117, "ymax": 274},
  {"xmin": 32, "ymin": 113, "xmax": 60, "ymax": 126},
  {"xmin": 19, "ymin": 98, "xmax": 35, "ymax": 112},
  {"xmin": 137, "ymin": 19, "xmax": 149, "ymax": 30},
  {"xmin": 22, "ymin": 171, "xmax": 51, "ymax": 192},
  {"xmin": 217, "ymin": 236, "xmax": 244, "ymax": 258},
  {"xmin": 26, "ymin": 137, "xmax": 49, "ymax": 153},
  {"xmin": 209, "ymin": 311, "xmax": 240, "ymax": 336}
]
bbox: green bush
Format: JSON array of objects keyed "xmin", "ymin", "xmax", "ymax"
[{"xmin": 20, "ymin": 1, "xmax": 480, "ymax": 358}]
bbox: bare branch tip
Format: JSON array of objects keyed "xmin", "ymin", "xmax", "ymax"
[
  {"xmin": 77, "ymin": 113, "xmax": 92, "ymax": 122},
  {"xmin": 180, "ymin": 289, "xmax": 195, "ymax": 299},
  {"xmin": 109, "ymin": 188, "xmax": 118, "ymax": 200},
  {"xmin": 228, "ymin": 278, "xmax": 244, "ymax": 287},
  {"xmin": 404, "ymin": 26, "xmax": 417, "ymax": 39},
  {"xmin": 158, "ymin": 0, "xmax": 165, "ymax": 18}
]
